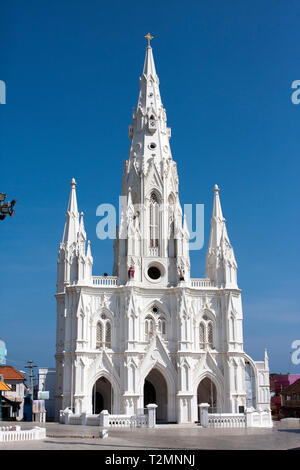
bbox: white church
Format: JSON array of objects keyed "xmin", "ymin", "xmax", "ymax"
[{"xmin": 55, "ymin": 38, "xmax": 272, "ymax": 426}]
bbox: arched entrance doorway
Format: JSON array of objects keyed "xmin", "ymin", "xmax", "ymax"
[
  {"xmin": 92, "ymin": 377, "xmax": 112, "ymax": 414},
  {"xmin": 144, "ymin": 369, "xmax": 168, "ymax": 422},
  {"xmin": 197, "ymin": 377, "xmax": 217, "ymax": 419}
]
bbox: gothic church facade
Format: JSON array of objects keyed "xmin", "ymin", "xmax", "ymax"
[{"xmin": 55, "ymin": 42, "xmax": 271, "ymax": 424}]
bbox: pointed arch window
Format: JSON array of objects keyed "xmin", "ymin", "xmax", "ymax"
[
  {"xmin": 231, "ymin": 315, "xmax": 235, "ymax": 341},
  {"xmin": 105, "ymin": 321, "xmax": 112, "ymax": 348},
  {"xmin": 207, "ymin": 321, "xmax": 214, "ymax": 348},
  {"xmin": 199, "ymin": 322, "xmax": 205, "ymax": 349},
  {"xmin": 96, "ymin": 322, "xmax": 103, "ymax": 349},
  {"xmin": 199, "ymin": 318, "xmax": 215, "ymax": 349},
  {"xmin": 145, "ymin": 316, "xmax": 155, "ymax": 339},
  {"xmin": 96, "ymin": 318, "xmax": 112, "ymax": 349},
  {"xmin": 158, "ymin": 316, "xmax": 167, "ymax": 337},
  {"xmin": 149, "ymin": 192, "xmax": 159, "ymax": 249}
]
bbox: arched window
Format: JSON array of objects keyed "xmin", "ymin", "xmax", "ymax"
[
  {"xmin": 207, "ymin": 321, "xmax": 214, "ymax": 349},
  {"xmin": 199, "ymin": 318, "xmax": 215, "ymax": 349},
  {"xmin": 168, "ymin": 194, "xmax": 175, "ymax": 257},
  {"xmin": 145, "ymin": 316, "xmax": 155, "ymax": 339},
  {"xmin": 149, "ymin": 192, "xmax": 159, "ymax": 249},
  {"xmin": 96, "ymin": 322, "xmax": 103, "ymax": 349},
  {"xmin": 105, "ymin": 321, "xmax": 112, "ymax": 348},
  {"xmin": 158, "ymin": 316, "xmax": 166, "ymax": 337},
  {"xmin": 199, "ymin": 322, "xmax": 205, "ymax": 349},
  {"xmin": 182, "ymin": 364, "xmax": 189, "ymax": 391},
  {"xmin": 231, "ymin": 315, "xmax": 235, "ymax": 341},
  {"xmin": 96, "ymin": 319, "xmax": 112, "ymax": 349}
]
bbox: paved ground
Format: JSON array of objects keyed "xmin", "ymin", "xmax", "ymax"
[{"xmin": 0, "ymin": 420, "xmax": 299, "ymax": 450}]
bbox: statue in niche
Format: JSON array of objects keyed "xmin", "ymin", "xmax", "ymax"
[
  {"xmin": 178, "ymin": 264, "xmax": 185, "ymax": 281},
  {"xmin": 128, "ymin": 265, "xmax": 135, "ymax": 280}
]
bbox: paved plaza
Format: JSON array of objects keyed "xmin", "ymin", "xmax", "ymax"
[{"xmin": 0, "ymin": 420, "xmax": 299, "ymax": 450}]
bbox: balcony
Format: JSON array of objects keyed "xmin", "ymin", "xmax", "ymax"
[
  {"xmin": 190, "ymin": 278, "xmax": 214, "ymax": 288},
  {"xmin": 92, "ymin": 276, "xmax": 118, "ymax": 287}
]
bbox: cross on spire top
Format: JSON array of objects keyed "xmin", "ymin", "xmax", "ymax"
[{"xmin": 145, "ymin": 32, "xmax": 154, "ymax": 47}]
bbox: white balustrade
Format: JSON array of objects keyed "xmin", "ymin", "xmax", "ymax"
[
  {"xmin": 92, "ymin": 276, "xmax": 118, "ymax": 286},
  {"xmin": 0, "ymin": 426, "xmax": 46, "ymax": 442},
  {"xmin": 108, "ymin": 414, "xmax": 148, "ymax": 428},
  {"xmin": 86, "ymin": 414, "xmax": 101, "ymax": 426},
  {"xmin": 67, "ymin": 413, "xmax": 84, "ymax": 425},
  {"xmin": 208, "ymin": 413, "xmax": 246, "ymax": 428},
  {"xmin": 190, "ymin": 278, "xmax": 213, "ymax": 288}
]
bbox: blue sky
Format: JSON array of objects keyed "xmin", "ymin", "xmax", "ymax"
[{"xmin": 0, "ymin": 0, "xmax": 299, "ymax": 374}]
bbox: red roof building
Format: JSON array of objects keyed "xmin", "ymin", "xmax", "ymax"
[
  {"xmin": 0, "ymin": 366, "xmax": 26, "ymax": 381},
  {"xmin": 280, "ymin": 378, "xmax": 300, "ymax": 418},
  {"xmin": 0, "ymin": 366, "xmax": 27, "ymax": 421}
]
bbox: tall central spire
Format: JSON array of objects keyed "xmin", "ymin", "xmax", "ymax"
[
  {"xmin": 143, "ymin": 44, "xmax": 157, "ymax": 78},
  {"xmin": 126, "ymin": 41, "xmax": 172, "ymax": 175},
  {"xmin": 115, "ymin": 38, "xmax": 190, "ymax": 286}
]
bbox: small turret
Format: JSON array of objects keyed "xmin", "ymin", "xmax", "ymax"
[
  {"xmin": 206, "ymin": 185, "xmax": 238, "ymax": 288},
  {"xmin": 57, "ymin": 179, "xmax": 93, "ymax": 292}
]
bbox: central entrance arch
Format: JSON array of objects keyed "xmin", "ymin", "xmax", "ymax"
[
  {"xmin": 144, "ymin": 369, "xmax": 168, "ymax": 422},
  {"xmin": 197, "ymin": 377, "xmax": 217, "ymax": 418},
  {"xmin": 92, "ymin": 377, "xmax": 112, "ymax": 414}
]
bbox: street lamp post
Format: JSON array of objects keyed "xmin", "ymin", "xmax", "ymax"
[
  {"xmin": 0, "ymin": 193, "xmax": 17, "ymax": 220},
  {"xmin": 23, "ymin": 361, "xmax": 37, "ymax": 421}
]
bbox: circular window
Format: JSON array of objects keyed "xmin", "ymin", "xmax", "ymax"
[
  {"xmin": 148, "ymin": 266, "xmax": 161, "ymax": 280},
  {"xmin": 149, "ymin": 142, "xmax": 157, "ymax": 150},
  {"xmin": 152, "ymin": 306, "xmax": 158, "ymax": 313}
]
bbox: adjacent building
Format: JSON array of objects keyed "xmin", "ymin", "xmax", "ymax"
[
  {"xmin": 38, "ymin": 368, "xmax": 56, "ymax": 421},
  {"xmin": 0, "ymin": 366, "xmax": 27, "ymax": 421},
  {"xmin": 280, "ymin": 378, "xmax": 300, "ymax": 418},
  {"xmin": 270, "ymin": 374, "xmax": 300, "ymax": 418}
]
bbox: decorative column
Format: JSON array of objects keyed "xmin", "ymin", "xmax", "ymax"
[
  {"xmin": 146, "ymin": 403, "xmax": 158, "ymax": 428},
  {"xmin": 99, "ymin": 409, "xmax": 110, "ymax": 427},
  {"xmin": 198, "ymin": 402, "xmax": 210, "ymax": 427}
]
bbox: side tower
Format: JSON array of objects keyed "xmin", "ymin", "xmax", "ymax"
[{"xmin": 55, "ymin": 179, "xmax": 93, "ymax": 416}]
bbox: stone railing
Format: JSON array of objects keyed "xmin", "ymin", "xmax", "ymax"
[
  {"xmin": 100, "ymin": 404, "xmax": 157, "ymax": 428},
  {"xmin": 66, "ymin": 413, "xmax": 83, "ymax": 425},
  {"xmin": 208, "ymin": 413, "xmax": 246, "ymax": 428},
  {"xmin": 0, "ymin": 426, "xmax": 46, "ymax": 442},
  {"xmin": 190, "ymin": 278, "xmax": 214, "ymax": 288},
  {"xmin": 0, "ymin": 425, "xmax": 19, "ymax": 432},
  {"xmin": 60, "ymin": 404, "xmax": 157, "ymax": 428},
  {"xmin": 199, "ymin": 403, "xmax": 272, "ymax": 428},
  {"xmin": 85, "ymin": 414, "xmax": 101, "ymax": 426},
  {"xmin": 59, "ymin": 409, "xmax": 99, "ymax": 426},
  {"xmin": 92, "ymin": 276, "xmax": 118, "ymax": 287},
  {"xmin": 107, "ymin": 414, "xmax": 148, "ymax": 428}
]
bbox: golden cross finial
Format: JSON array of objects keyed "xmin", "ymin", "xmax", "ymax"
[{"xmin": 145, "ymin": 32, "xmax": 154, "ymax": 46}]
